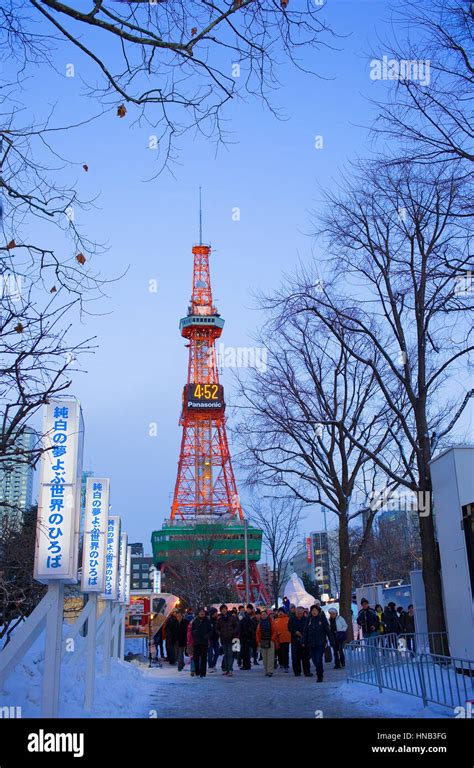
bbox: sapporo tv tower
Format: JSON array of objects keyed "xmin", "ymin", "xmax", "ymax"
[{"xmin": 152, "ymin": 195, "xmax": 269, "ymax": 604}]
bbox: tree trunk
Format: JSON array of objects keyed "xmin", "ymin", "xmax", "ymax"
[
  {"xmin": 418, "ymin": 478, "xmax": 447, "ymax": 654},
  {"xmin": 416, "ymin": 406, "xmax": 448, "ymax": 655},
  {"xmin": 338, "ymin": 514, "xmax": 354, "ymax": 641}
]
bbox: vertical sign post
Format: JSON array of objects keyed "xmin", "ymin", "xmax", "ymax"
[
  {"xmin": 114, "ymin": 532, "xmax": 128, "ymax": 659},
  {"xmin": 101, "ymin": 515, "xmax": 121, "ymax": 675},
  {"xmin": 120, "ymin": 545, "xmax": 131, "ymax": 659},
  {"xmin": 34, "ymin": 398, "xmax": 84, "ymax": 718},
  {"xmin": 81, "ymin": 478, "xmax": 109, "ymax": 711}
]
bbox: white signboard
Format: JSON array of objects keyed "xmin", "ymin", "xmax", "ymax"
[
  {"xmin": 124, "ymin": 546, "xmax": 131, "ymax": 605},
  {"xmin": 117, "ymin": 532, "xmax": 128, "ymax": 604},
  {"xmin": 81, "ymin": 478, "xmax": 109, "ymax": 593},
  {"xmin": 101, "ymin": 516, "xmax": 121, "ymax": 600},
  {"xmin": 151, "ymin": 566, "xmax": 161, "ymax": 593},
  {"xmin": 34, "ymin": 399, "xmax": 84, "ymax": 584}
]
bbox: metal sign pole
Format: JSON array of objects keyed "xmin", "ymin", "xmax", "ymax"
[
  {"xmin": 119, "ymin": 605, "xmax": 126, "ymax": 660},
  {"xmin": 41, "ymin": 582, "xmax": 65, "ymax": 718},
  {"xmin": 84, "ymin": 593, "xmax": 98, "ymax": 711},
  {"xmin": 111, "ymin": 603, "xmax": 120, "ymax": 659},
  {"xmin": 103, "ymin": 602, "xmax": 113, "ymax": 675},
  {"xmin": 244, "ymin": 518, "xmax": 250, "ymax": 605}
]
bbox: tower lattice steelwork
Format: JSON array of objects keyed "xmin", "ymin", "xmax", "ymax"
[{"xmin": 152, "ymin": 237, "xmax": 269, "ymax": 604}]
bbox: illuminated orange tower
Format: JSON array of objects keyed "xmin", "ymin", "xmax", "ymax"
[
  {"xmin": 152, "ymin": 214, "xmax": 268, "ymax": 604},
  {"xmin": 172, "ymin": 242, "xmax": 237, "ymax": 521}
]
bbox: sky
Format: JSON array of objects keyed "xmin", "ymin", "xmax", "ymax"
[{"xmin": 8, "ymin": 0, "xmax": 421, "ymax": 553}]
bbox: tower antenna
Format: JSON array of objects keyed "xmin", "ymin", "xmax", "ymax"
[{"xmin": 199, "ymin": 186, "xmax": 203, "ymax": 245}]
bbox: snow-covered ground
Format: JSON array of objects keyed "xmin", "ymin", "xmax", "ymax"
[
  {"xmin": 1, "ymin": 631, "xmax": 454, "ymax": 718},
  {"xmin": 0, "ymin": 632, "xmax": 156, "ymax": 718}
]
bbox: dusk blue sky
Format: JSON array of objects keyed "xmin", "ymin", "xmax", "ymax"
[{"xmin": 13, "ymin": 0, "xmax": 428, "ymax": 554}]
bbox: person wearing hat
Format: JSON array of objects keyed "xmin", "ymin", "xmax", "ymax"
[
  {"xmin": 357, "ymin": 598, "xmax": 380, "ymax": 638},
  {"xmin": 328, "ymin": 607, "xmax": 348, "ymax": 669}
]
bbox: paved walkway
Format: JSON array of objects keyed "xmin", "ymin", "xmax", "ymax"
[{"xmin": 143, "ymin": 661, "xmax": 420, "ymax": 719}]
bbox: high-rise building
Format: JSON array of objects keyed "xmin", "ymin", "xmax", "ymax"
[
  {"xmin": 129, "ymin": 543, "xmax": 154, "ymax": 593},
  {"xmin": 312, "ymin": 531, "xmax": 332, "ymax": 596},
  {"xmin": 0, "ymin": 426, "xmax": 35, "ymax": 520},
  {"xmin": 287, "ymin": 532, "xmax": 332, "ymax": 596},
  {"xmin": 257, "ymin": 563, "xmax": 273, "ymax": 599},
  {"xmin": 378, "ymin": 504, "xmax": 422, "ymax": 565}
]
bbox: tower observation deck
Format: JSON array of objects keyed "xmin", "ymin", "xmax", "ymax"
[{"xmin": 151, "ymin": 239, "xmax": 269, "ymax": 605}]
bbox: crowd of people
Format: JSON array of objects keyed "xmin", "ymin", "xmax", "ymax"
[
  {"xmin": 355, "ymin": 599, "xmax": 416, "ymax": 650},
  {"xmin": 154, "ymin": 597, "xmax": 349, "ymax": 682}
]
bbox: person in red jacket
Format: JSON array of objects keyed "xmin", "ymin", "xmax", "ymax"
[{"xmin": 256, "ymin": 609, "xmax": 279, "ymax": 677}]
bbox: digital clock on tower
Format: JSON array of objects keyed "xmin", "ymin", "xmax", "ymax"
[{"xmin": 183, "ymin": 383, "xmax": 225, "ymax": 411}]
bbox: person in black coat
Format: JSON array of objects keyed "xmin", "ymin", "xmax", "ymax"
[
  {"xmin": 402, "ymin": 604, "xmax": 416, "ymax": 652},
  {"xmin": 239, "ymin": 604, "xmax": 255, "ymax": 670},
  {"xmin": 192, "ymin": 608, "xmax": 213, "ymax": 678},
  {"xmin": 207, "ymin": 607, "xmax": 220, "ymax": 672},
  {"xmin": 302, "ymin": 604, "xmax": 334, "ymax": 682},
  {"xmin": 217, "ymin": 604, "xmax": 240, "ymax": 675},
  {"xmin": 357, "ymin": 599, "xmax": 380, "ymax": 638},
  {"xmin": 164, "ymin": 612, "xmax": 180, "ymax": 665},
  {"xmin": 288, "ymin": 607, "xmax": 311, "ymax": 677},
  {"xmin": 176, "ymin": 612, "xmax": 189, "ymax": 671},
  {"xmin": 282, "ymin": 596, "xmax": 291, "ymax": 614},
  {"xmin": 384, "ymin": 602, "xmax": 402, "ymax": 645}
]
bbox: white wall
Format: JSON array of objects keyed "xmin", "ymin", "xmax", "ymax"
[{"xmin": 430, "ymin": 446, "xmax": 474, "ymax": 660}]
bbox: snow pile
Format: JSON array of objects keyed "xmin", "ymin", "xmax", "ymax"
[
  {"xmin": 340, "ymin": 681, "xmax": 453, "ymax": 718},
  {"xmin": 0, "ymin": 629, "xmax": 156, "ymax": 718},
  {"xmin": 284, "ymin": 573, "xmax": 315, "ymax": 609}
]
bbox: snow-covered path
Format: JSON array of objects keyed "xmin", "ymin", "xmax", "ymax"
[
  {"xmin": 141, "ymin": 662, "xmax": 452, "ymax": 719},
  {"xmin": 1, "ymin": 631, "xmax": 452, "ymax": 718}
]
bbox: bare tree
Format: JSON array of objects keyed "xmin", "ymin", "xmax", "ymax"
[
  {"xmin": 234, "ymin": 308, "xmax": 396, "ymax": 633},
  {"xmin": 247, "ymin": 495, "xmax": 302, "ymax": 608},
  {"xmin": 373, "ymin": 0, "xmax": 474, "ymax": 168},
  {"xmin": 2, "ymin": 0, "xmax": 334, "ymax": 171},
  {"xmin": 0, "ymin": 1, "xmax": 334, "ymax": 489},
  {"xmin": 0, "ymin": 506, "xmax": 46, "ymax": 647},
  {"xmin": 0, "ymin": 277, "xmax": 95, "ymax": 479},
  {"xmin": 285, "ymin": 160, "xmax": 473, "ymax": 646},
  {"xmin": 163, "ymin": 544, "xmax": 238, "ymax": 608},
  {"xmin": 353, "ymin": 516, "xmax": 422, "ymax": 586},
  {"xmin": 0, "ymin": 35, "xmax": 108, "ymax": 491}
]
